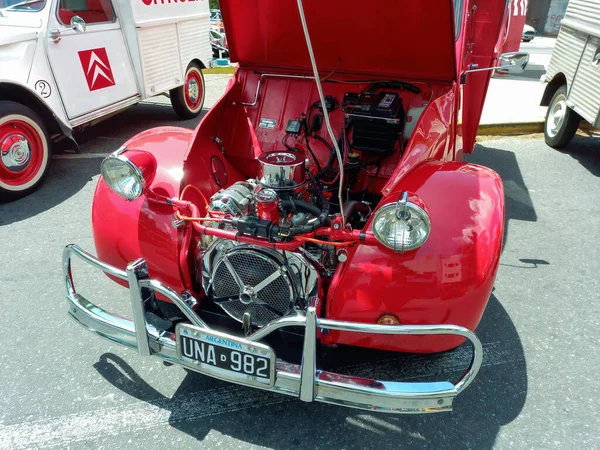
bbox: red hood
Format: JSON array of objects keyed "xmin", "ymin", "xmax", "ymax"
[{"xmin": 219, "ymin": 0, "xmax": 457, "ymax": 82}]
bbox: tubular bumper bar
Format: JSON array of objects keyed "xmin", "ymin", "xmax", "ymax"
[{"xmin": 63, "ymin": 244, "xmax": 483, "ymax": 414}]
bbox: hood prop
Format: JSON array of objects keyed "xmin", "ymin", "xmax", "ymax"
[{"xmin": 296, "ymin": 0, "xmax": 346, "ymax": 228}]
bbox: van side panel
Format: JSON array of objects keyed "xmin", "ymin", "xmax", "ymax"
[
  {"xmin": 178, "ymin": 19, "xmax": 213, "ymax": 71},
  {"xmin": 545, "ymin": 25, "xmax": 587, "ymax": 91},
  {"xmin": 564, "ymin": 0, "xmax": 600, "ymax": 34},
  {"xmin": 568, "ymin": 36, "xmax": 600, "ymax": 126}
]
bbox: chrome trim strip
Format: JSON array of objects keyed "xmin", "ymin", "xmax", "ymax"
[
  {"xmin": 63, "ymin": 244, "xmax": 484, "ymax": 414},
  {"xmin": 69, "ymin": 95, "xmax": 141, "ymax": 128}
]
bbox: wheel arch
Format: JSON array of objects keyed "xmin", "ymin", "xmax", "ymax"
[
  {"xmin": 540, "ymin": 73, "xmax": 567, "ymax": 106},
  {"xmin": 188, "ymin": 58, "xmax": 207, "ymax": 70},
  {"xmin": 0, "ymin": 82, "xmax": 63, "ymax": 138}
]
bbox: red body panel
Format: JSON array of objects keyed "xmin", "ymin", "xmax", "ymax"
[
  {"xmin": 321, "ymin": 161, "xmax": 504, "ymax": 353},
  {"xmin": 219, "ymin": 0, "xmax": 457, "ymax": 82},
  {"xmin": 90, "ymin": 0, "xmax": 510, "ymax": 355},
  {"xmin": 93, "ymin": 127, "xmax": 193, "ymax": 292}
]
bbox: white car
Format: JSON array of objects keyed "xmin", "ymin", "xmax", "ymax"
[
  {"xmin": 0, "ymin": 0, "xmax": 213, "ymax": 201},
  {"xmin": 522, "ymin": 24, "xmax": 535, "ymax": 42}
]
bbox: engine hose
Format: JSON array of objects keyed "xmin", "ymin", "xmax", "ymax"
[
  {"xmin": 342, "ymin": 201, "xmax": 371, "ymax": 221},
  {"xmin": 271, "ymin": 191, "xmax": 331, "ymax": 238},
  {"xmin": 280, "ymin": 198, "xmax": 321, "ymax": 217}
]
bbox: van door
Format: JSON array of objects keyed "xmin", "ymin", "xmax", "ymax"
[
  {"xmin": 46, "ymin": 0, "xmax": 139, "ymax": 121},
  {"xmin": 568, "ymin": 36, "xmax": 600, "ymax": 126}
]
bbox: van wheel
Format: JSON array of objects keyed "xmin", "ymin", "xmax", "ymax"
[
  {"xmin": 170, "ymin": 62, "xmax": 205, "ymax": 120},
  {"xmin": 544, "ymin": 85, "xmax": 580, "ymax": 149},
  {"xmin": 0, "ymin": 101, "xmax": 51, "ymax": 202}
]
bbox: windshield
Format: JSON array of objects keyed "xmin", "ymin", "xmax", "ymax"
[{"xmin": 0, "ymin": 0, "xmax": 46, "ymax": 12}]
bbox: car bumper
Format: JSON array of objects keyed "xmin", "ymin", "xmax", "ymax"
[{"xmin": 63, "ymin": 244, "xmax": 484, "ymax": 414}]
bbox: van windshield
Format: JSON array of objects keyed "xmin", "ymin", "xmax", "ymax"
[{"xmin": 0, "ymin": 0, "xmax": 46, "ymax": 13}]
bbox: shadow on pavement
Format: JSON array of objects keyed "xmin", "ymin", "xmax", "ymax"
[
  {"xmin": 94, "ymin": 294, "xmax": 527, "ymax": 449},
  {"xmin": 561, "ymin": 134, "xmax": 600, "ymax": 177},
  {"xmin": 466, "ymin": 144, "xmax": 537, "ymax": 248},
  {"xmin": 0, "ymin": 104, "xmax": 206, "ymax": 225},
  {"xmin": 73, "ymin": 103, "xmax": 203, "ymax": 148},
  {"xmin": 0, "ymin": 157, "xmax": 102, "ymax": 226}
]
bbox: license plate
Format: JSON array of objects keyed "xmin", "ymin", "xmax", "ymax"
[{"xmin": 176, "ymin": 324, "xmax": 276, "ymax": 387}]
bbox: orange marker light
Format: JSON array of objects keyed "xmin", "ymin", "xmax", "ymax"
[{"xmin": 377, "ymin": 314, "xmax": 400, "ymax": 325}]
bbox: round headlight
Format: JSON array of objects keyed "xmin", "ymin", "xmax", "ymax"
[
  {"xmin": 100, "ymin": 154, "xmax": 145, "ymax": 201},
  {"xmin": 372, "ymin": 200, "xmax": 430, "ymax": 252}
]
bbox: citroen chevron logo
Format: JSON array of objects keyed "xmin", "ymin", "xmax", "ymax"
[{"xmin": 78, "ymin": 48, "xmax": 115, "ymax": 91}]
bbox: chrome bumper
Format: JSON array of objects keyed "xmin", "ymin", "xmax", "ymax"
[{"xmin": 63, "ymin": 244, "xmax": 483, "ymax": 414}]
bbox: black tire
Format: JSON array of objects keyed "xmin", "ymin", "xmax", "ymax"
[
  {"xmin": 170, "ymin": 62, "xmax": 205, "ymax": 120},
  {"xmin": 544, "ymin": 85, "xmax": 580, "ymax": 149},
  {"xmin": 0, "ymin": 101, "xmax": 51, "ymax": 202}
]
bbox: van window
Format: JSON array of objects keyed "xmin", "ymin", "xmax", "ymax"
[
  {"xmin": 0, "ymin": 0, "xmax": 47, "ymax": 12},
  {"xmin": 57, "ymin": 0, "xmax": 115, "ymax": 25}
]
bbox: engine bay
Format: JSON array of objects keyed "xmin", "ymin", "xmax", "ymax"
[{"xmin": 180, "ymin": 74, "xmax": 447, "ymax": 332}]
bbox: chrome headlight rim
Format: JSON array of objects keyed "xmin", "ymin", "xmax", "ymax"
[
  {"xmin": 372, "ymin": 200, "xmax": 431, "ymax": 252},
  {"xmin": 100, "ymin": 149, "xmax": 146, "ymax": 201}
]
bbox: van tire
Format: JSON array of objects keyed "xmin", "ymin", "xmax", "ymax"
[
  {"xmin": 0, "ymin": 101, "xmax": 51, "ymax": 202},
  {"xmin": 544, "ymin": 85, "xmax": 580, "ymax": 149},
  {"xmin": 170, "ymin": 62, "xmax": 205, "ymax": 120}
]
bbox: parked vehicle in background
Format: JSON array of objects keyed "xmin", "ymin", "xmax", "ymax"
[
  {"xmin": 522, "ymin": 24, "xmax": 536, "ymax": 41},
  {"xmin": 0, "ymin": 0, "xmax": 212, "ymax": 201},
  {"xmin": 210, "ymin": 8, "xmax": 223, "ymax": 30},
  {"xmin": 210, "ymin": 26, "xmax": 229, "ymax": 57},
  {"xmin": 63, "ymin": 0, "xmax": 527, "ymax": 414},
  {"xmin": 541, "ymin": 0, "xmax": 600, "ymax": 148}
]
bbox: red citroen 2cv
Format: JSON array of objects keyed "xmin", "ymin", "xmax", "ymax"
[{"xmin": 63, "ymin": 0, "xmax": 528, "ymax": 413}]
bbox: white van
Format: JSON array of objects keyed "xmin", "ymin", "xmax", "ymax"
[
  {"xmin": 541, "ymin": 0, "xmax": 600, "ymax": 148},
  {"xmin": 0, "ymin": 0, "xmax": 212, "ymax": 200}
]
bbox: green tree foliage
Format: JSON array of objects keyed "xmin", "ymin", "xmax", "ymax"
[{"xmin": 209, "ymin": 0, "xmax": 219, "ymax": 9}]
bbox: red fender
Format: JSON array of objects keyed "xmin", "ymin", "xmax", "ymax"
[
  {"xmin": 93, "ymin": 79, "xmax": 246, "ymax": 295},
  {"xmin": 321, "ymin": 161, "xmax": 504, "ymax": 353},
  {"xmin": 93, "ymin": 127, "xmax": 194, "ymax": 292}
]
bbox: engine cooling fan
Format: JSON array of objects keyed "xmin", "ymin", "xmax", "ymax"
[{"xmin": 203, "ymin": 244, "xmax": 298, "ymax": 327}]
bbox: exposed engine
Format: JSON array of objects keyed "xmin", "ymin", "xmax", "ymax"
[
  {"xmin": 196, "ymin": 84, "xmax": 413, "ymax": 329},
  {"xmin": 200, "ymin": 151, "xmax": 324, "ymax": 327}
]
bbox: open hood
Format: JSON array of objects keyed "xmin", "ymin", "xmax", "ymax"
[{"xmin": 219, "ymin": 0, "xmax": 457, "ymax": 82}]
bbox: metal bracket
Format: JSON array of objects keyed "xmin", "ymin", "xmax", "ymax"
[
  {"xmin": 126, "ymin": 259, "xmax": 152, "ymax": 357},
  {"xmin": 299, "ymin": 296, "xmax": 318, "ymax": 402}
]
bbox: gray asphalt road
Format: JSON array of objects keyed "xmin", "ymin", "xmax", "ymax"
[{"xmin": 0, "ymin": 111, "xmax": 599, "ymax": 449}]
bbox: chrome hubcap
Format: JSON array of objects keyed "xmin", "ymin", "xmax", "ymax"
[
  {"xmin": 1, "ymin": 134, "xmax": 31, "ymax": 172},
  {"xmin": 547, "ymin": 95, "xmax": 567, "ymax": 138},
  {"xmin": 187, "ymin": 78, "xmax": 199, "ymax": 103}
]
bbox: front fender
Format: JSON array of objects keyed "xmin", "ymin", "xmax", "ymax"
[
  {"xmin": 92, "ymin": 127, "xmax": 194, "ymax": 292},
  {"xmin": 322, "ymin": 161, "xmax": 504, "ymax": 353}
]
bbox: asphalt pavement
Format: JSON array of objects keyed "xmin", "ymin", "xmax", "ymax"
[{"xmin": 0, "ymin": 103, "xmax": 599, "ymax": 449}]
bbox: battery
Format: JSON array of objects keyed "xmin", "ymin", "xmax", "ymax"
[{"xmin": 345, "ymin": 91, "xmax": 405, "ymax": 155}]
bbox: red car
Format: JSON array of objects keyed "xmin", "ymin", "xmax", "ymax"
[{"xmin": 64, "ymin": 0, "xmax": 526, "ymax": 413}]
